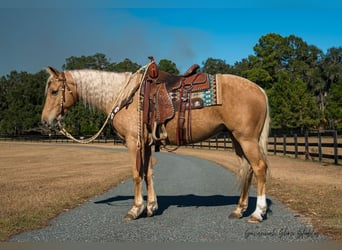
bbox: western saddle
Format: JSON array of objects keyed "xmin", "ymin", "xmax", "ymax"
[{"xmin": 142, "ymin": 57, "xmax": 210, "ymax": 147}]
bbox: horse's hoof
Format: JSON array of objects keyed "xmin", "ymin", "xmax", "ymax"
[
  {"xmin": 146, "ymin": 207, "xmax": 156, "ymax": 217},
  {"xmin": 124, "ymin": 213, "xmax": 136, "ymax": 221},
  {"xmin": 146, "ymin": 210, "xmax": 154, "ymax": 217},
  {"xmin": 248, "ymin": 215, "xmax": 262, "ymax": 223},
  {"xmin": 146, "ymin": 202, "xmax": 158, "ymax": 217},
  {"xmin": 228, "ymin": 211, "xmax": 242, "ymax": 219}
]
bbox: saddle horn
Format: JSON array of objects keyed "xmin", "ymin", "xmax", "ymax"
[{"xmin": 147, "ymin": 56, "xmax": 159, "ymax": 79}]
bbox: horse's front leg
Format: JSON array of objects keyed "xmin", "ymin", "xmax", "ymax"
[
  {"xmin": 124, "ymin": 138, "xmax": 145, "ymax": 221},
  {"xmin": 143, "ymin": 145, "xmax": 158, "ymax": 217}
]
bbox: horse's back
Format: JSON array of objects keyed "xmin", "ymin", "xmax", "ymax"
[
  {"xmin": 217, "ymin": 74, "xmax": 265, "ymax": 94},
  {"xmin": 217, "ymin": 74, "xmax": 267, "ymax": 107}
]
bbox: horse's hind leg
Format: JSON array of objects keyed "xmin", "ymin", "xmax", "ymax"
[
  {"xmin": 229, "ymin": 137, "xmax": 253, "ymax": 219},
  {"xmin": 237, "ymin": 138, "xmax": 268, "ymax": 223}
]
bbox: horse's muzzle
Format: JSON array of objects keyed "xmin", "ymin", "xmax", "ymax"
[{"xmin": 41, "ymin": 114, "xmax": 63, "ymax": 130}]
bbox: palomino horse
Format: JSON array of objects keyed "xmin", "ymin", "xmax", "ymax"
[{"xmin": 41, "ymin": 65, "xmax": 270, "ymax": 223}]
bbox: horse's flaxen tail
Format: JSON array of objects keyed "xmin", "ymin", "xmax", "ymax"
[{"xmin": 258, "ymin": 88, "xmax": 270, "ymax": 167}]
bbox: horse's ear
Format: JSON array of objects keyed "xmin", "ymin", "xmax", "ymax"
[{"xmin": 46, "ymin": 66, "xmax": 61, "ymax": 77}]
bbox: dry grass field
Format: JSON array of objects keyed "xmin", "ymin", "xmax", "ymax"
[
  {"xmin": 0, "ymin": 142, "xmax": 341, "ymax": 241},
  {"xmin": 0, "ymin": 142, "xmax": 132, "ymax": 241}
]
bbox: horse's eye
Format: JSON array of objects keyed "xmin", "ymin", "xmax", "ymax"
[{"xmin": 51, "ymin": 89, "xmax": 59, "ymax": 96}]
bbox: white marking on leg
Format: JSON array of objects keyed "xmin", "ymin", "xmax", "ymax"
[{"xmin": 251, "ymin": 195, "xmax": 267, "ymax": 221}]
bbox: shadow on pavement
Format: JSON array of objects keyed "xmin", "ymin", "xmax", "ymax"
[{"xmin": 95, "ymin": 194, "xmax": 272, "ymax": 219}]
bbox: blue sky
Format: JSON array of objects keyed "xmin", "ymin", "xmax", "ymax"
[{"xmin": 1, "ymin": 0, "xmax": 342, "ymax": 76}]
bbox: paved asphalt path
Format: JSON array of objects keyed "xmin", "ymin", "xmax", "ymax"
[{"xmin": 11, "ymin": 150, "xmax": 326, "ymax": 242}]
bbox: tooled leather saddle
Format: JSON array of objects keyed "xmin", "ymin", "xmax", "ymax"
[{"xmin": 142, "ymin": 57, "xmax": 211, "ymax": 146}]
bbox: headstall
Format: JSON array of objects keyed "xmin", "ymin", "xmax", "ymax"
[{"xmin": 48, "ymin": 73, "xmax": 76, "ymax": 117}]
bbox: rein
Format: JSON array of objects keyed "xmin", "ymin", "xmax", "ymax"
[{"xmin": 58, "ymin": 63, "xmax": 152, "ymax": 144}]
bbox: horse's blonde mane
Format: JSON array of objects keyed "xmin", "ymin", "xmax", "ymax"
[{"xmin": 69, "ymin": 69, "xmax": 133, "ymax": 112}]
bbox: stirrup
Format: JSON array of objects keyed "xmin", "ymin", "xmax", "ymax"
[{"xmin": 152, "ymin": 122, "xmax": 168, "ymax": 142}]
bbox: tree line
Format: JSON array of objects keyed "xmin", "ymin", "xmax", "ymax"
[{"xmin": 0, "ymin": 33, "xmax": 341, "ymax": 136}]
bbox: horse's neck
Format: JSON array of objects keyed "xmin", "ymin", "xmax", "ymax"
[{"xmin": 68, "ymin": 70, "xmax": 132, "ymax": 114}]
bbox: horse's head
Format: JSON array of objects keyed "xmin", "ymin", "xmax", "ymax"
[{"xmin": 41, "ymin": 66, "xmax": 77, "ymax": 129}]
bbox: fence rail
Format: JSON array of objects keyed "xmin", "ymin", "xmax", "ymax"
[
  {"xmin": 268, "ymin": 130, "xmax": 341, "ymax": 165},
  {"xmin": 0, "ymin": 134, "xmax": 125, "ymax": 145},
  {"xmin": 187, "ymin": 130, "xmax": 341, "ymax": 165},
  {"xmin": 1, "ymin": 130, "xmax": 341, "ymax": 165}
]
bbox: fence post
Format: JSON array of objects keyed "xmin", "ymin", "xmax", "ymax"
[
  {"xmin": 318, "ymin": 132, "xmax": 322, "ymax": 162},
  {"xmin": 333, "ymin": 131, "xmax": 338, "ymax": 165},
  {"xmin": 305, "ymin": 131, "xmax": 309, "ymax": 160},
  {"xmin": 273, "ymin": 134, "xmax": 277, "ymax": 155},
  {"xmin": 294, "ymin": 134, "xmax": 298, "ymax": 159},
  {"xmin": 283, "ymin": 134, "xmax": 287, "ymax": 156}
]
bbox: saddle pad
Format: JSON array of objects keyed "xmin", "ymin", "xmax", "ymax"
[{"xmin": 171, "ymin": 74, "xmax": 222, "ymax": 109}]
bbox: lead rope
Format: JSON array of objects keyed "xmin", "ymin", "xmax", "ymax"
[{"xmin": 59, "ymin": 63, "xmax": 153, "ymax": 144}]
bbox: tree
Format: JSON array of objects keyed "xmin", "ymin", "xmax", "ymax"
[
  {"xmin": 240, "ymin": 68, "xmax": 273, "ymax": 89},
  {"xmin": 251, "ymin": 33, "xmax": 323, "ymax": 86},
  {"xmin": 0, "ymin": 70, "xmax": 46, "ymax": 135},
  {"xmin": 322, "ymin": 47, "xmax": 342, "ymax": 129},
  {"xmin": 267, "ymin": 72, "xmax": 321, "ymax": 130},
  {"xmin": 320, "ymin": 47, "xmax": 342, "ymax": 113},
  {"xmin": 158, "ymin": 59, "xmax": 179, "ymax": 74},
  {"xmin": 110, "ymin": 58, "xmax": 141, "ymax": 72},
  {"xmin": 202, "ymin": 58, "xmax": 232, "ymax": 74},
  {"xmin": 326, "ymin": 77, "xmax": 342, "ymax": 129},
  {"xmin": 252, "ymin": 33, "xmax": 285, "ymax": 79},
  {"xmin": 0, "ymin": 76, "xmax": 9, "ymax": 124},
  {"xmin": 62, "ymin": 53, "xmax": 114, "ymax": 70},
  {"xmin": 321, "ymin": 47, "xmax": 342, "ymax": 86}
]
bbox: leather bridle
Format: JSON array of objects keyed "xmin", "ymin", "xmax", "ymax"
[{"xmin": 47, "ymin": 72, "xmax": 77, "ymax": 124}]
